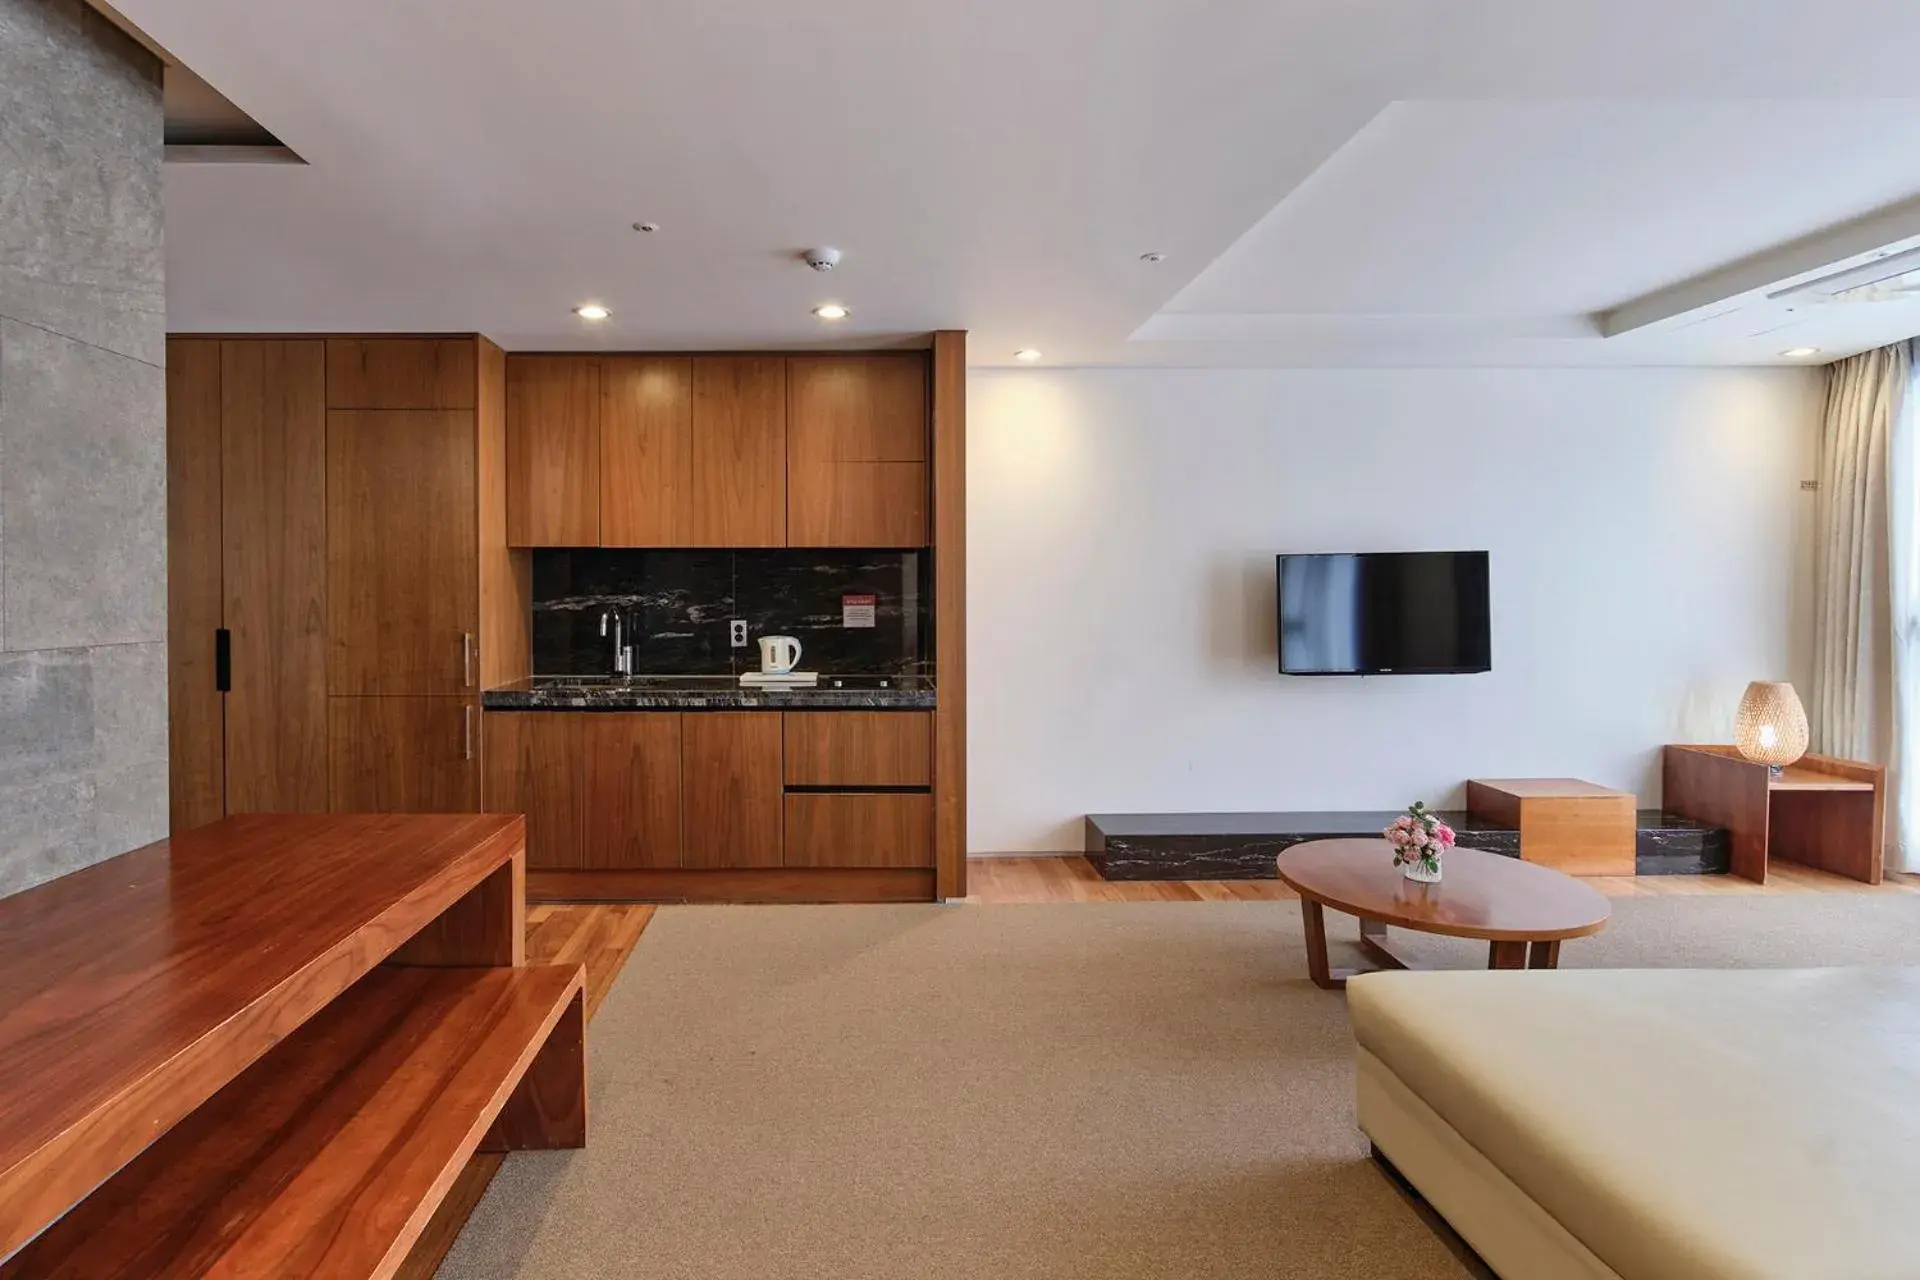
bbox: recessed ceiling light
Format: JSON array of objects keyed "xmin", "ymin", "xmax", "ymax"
[
  {"xmin": 1781, "ymin": 346, "xmax": 1820, "ymax": 358},
  {"xmin": 1014, "ymin": 348, "xmax": 1043, "ymax": 362},
  {"xmin": 1140, "ymin": 252, "xmax": 1167, "ymax": 263},
  {"xmin": 813, "ymin": 303, "xmax": 849, "ymax": 320},
  {"xmin": 574, "ymin": 303, "xmax": 611, "ymax": 321},
  {"xmin": 631, "ymin": 221, "xmax": 659, "ymax": 233}
]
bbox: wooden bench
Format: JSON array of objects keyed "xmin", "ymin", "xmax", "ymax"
[{"xmin": 0, "ymin": 812, "xmax": 585, "ymax": 1277}]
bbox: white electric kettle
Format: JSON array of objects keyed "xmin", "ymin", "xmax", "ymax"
[{"xmin": 757, "ymin": 634, "xmax": 803, "ymax": 675}]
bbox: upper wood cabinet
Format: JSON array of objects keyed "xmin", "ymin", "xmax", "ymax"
[
  {"xmin": 601, "ymin": 356, "xmax": 693, "ymax": 546},
  {"xmin": 689, "ymin": 356, "xmax": 786, "ymax": 546},
  {"xmin": 600, "ymin": 355, "xmax": 787, "ymax": 547},
  {"xmin": 504, "ymin": 352, "xmax": 922, "ymax": 549},
  {"xmin": 325, "ymin": 339, "xmax": 476, "ymax": 410},
  {"xmin": 507, "ymin": 356, "xmax": 601, "ymax": 547},
  {"xmin": 328, "ymin": 409, "xmax": 478, "ymax": 695},
  {"xmin": 787, "ymin": 354, "xmax": 929, "ymax": 547}
]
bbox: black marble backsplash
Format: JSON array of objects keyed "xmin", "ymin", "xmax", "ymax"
[{"xmin": 531, "ymin": 549, "xmax": 933, "ymax": 677}]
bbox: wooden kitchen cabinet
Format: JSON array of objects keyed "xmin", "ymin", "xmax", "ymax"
[
  {"xmin": 506, "ymin": 355, "xmax": 601, "ymax": 547},
  {"xmin": 681, "ymin": 713, "xmax": 784, "ymax": 868},
  {"xmin": 327, "ymin": 409, "xmax": 479, "ymax": 695},
  {"xmin": 787, "ymin": 353, "xmax": 929, "ymax": 547},
  {"xmin": 784, "ymin": 712, "xmax": 932, "ymax": 787},
  {"xmin": 582, "ymin": 714, "xmax": 683, "ymax": 868},
  {"xmin": 484, "ymin": 712, "xmax": 588, "ymax": 869},
  {"xmin": 601, "ymin": 355, "xmax": 786, "ymax": 548},
  {"xmin": 785, "ymin": 793, "xmax": 933, "ymax": 868},
  {"xmin": 689, "ymin": 356, "xmax": 786, "ymax": 546},
  {"xmin": 485, "ymin": 712, "xmax": 682, "ymax": 869},
  {"xmin": 328, "ymin": 695, "xmax": 478, "ymax": 813},
  {"xmin": 508, "ymin": 351, "xmax": 917, "ymax": 549},
  {"xmin": 601, "ymin": 356, "xmax": 693, "ymax": 546}
]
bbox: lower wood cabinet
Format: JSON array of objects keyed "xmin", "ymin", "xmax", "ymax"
[
  {"xmin": 482, "ymin": 709, "xmax": 935, "ymax": 881},
  {"xmin": 681, "ymin": 713, "xmax": 784, "ymax": 869},
  {"xmin": 483, "ymin": 712, "xmax": 587, "ymax": 869},
  {"xmin": 784, "ymin": 793, "xmax": 932, "ymax": 868},
  {"xmin": 784, "ymin": 712, "xmax": 931, "ymax": 787},
  {"xmin": 328, "ymin": 696, "xmax": 479, "ymax": 813},
  {"xmin": 583, "ymin": 714, "xmax": 682, "ymax": 869},
  {"xmin": 484, "ymin": 712, "xmax": 681, "ymax": 869}
]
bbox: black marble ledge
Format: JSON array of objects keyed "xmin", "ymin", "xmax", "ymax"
[
  {"xmin": 1086, "ymin": 808, "xmax": 1729, "ymax": 881},
  {"xmin": 1086, "ymin": 811, "xmax": 1519, "ymax": 881},
  {"xmin": 482, "ymin": 675, "xmax": 935, "ymax": 711}
]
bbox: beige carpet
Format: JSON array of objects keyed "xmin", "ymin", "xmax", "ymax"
[{"xmin": 439, "ymin": 894, "xmax": 1920, "ymax": 1279}]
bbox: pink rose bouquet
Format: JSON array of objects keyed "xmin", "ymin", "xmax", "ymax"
[{"xmin": 1384, "ymin": 800, "xmax": 1455, "ymax": 879}]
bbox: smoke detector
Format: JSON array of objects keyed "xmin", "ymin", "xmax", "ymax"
[{"xmin": 802, "ymin": 247, "xmax": 842, "ymax": 272}]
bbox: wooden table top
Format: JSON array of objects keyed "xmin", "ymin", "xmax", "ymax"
[
  {"xmin": 1275, "ymin": 839, "xmax": 1611, "ymax": 942},
  {"xmin": 0, "ymin": 811, "xmax": 525, "ymax": 1260}
]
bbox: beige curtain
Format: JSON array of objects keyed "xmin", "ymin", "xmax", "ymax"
[{"xmin": 1809, "ymin": 345, "xmax": 1906, "ymax": 773}]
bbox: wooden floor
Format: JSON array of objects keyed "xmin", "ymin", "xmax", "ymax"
[
  {"xmin": 395, "ymin": 903, "xmax": 655, "ymax": 1280},
  {"xmin": 398, "ymin": 857, "xmax": 1915, "ymax": 1274},
  {"xmin": 965, "ymin": 855, "xmax": 1920, "ymax": 902}
]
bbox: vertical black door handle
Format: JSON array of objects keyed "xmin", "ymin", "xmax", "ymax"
[{"xmin": 215, "ymin": 629, "xmax": 232, "ymax": 692}]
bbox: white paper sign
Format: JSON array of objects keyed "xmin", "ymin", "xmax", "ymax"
[{"xmin": 842, "ymin": 593, "xmax": 877, "ymax": 628}]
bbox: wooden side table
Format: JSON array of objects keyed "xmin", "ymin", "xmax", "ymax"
[
  {"xmin": 1662, "ymin": 745, "xmax": 1886, "ymax": 884},
  {"xmin": 1464, "ymin": 778, "xmax": 1635, "ymax": 877}
]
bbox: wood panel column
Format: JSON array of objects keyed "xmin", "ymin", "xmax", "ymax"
[{"xmin": 931, "ymin": 331, "xmax": 967, "ymax": 899}]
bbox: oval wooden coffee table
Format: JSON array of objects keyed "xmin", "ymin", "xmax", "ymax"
[{"xmin": 1275, "ymin": 839, "xmax": 1611, "ymax": 990}]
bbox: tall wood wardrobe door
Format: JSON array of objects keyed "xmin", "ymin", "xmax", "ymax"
[
  {"xmin": 328, "ymin": 696, "xmax": 478, "ymax": 812},
  {"xmin": 220, "ymin": 340, "xmax": 329, "ymax": 815},
  {"xmin": 166, "ymin": 339, "xmax": 226, "ymax": 831},
  {"xmin": 327, "ymin": 410, "xmax": 478, "ymax": 694}
]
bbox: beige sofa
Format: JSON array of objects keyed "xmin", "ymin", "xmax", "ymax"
[{"xmin": 1348, "ymin": 968, "xmax": 1920, "ymax": 1280}]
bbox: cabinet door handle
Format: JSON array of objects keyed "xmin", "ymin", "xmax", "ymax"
[
  {"xmin": 215, "ymin": 629, "xmax": 231, "ymax": 692},
  {"xmin": 462, "ymin": 632, "xmax": 475, "ymax": 688},
  {"xmin": 463, "ymin": 705, "xmax": 475, "ymax": 761}
]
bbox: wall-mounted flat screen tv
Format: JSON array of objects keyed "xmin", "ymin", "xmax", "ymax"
[{"xmin": 1277, "ymin": 551, "xmax": 1491, "ymax": 675}]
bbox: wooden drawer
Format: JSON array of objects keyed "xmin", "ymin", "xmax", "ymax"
[
  {"xmin": 783, "ymin": 712, "xmax": 932, "ymax": 787},
  {"xmin": 784, "ymin": 793, "xmax": 932, "ymax": 868}
]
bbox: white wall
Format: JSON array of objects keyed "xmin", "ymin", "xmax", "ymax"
[{"xmin": 967, "ymin": 366, "xmax": 1822, "ymax": 852}]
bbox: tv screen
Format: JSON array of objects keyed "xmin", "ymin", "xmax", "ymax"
[{"xmin": 1277, "ymin": 551, "xmax": 1491, "ymax": 675}]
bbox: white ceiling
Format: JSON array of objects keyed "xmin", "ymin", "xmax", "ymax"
[{"xmin": 126, "ymin": 0, "xmax": 1920, "ymax": 367}]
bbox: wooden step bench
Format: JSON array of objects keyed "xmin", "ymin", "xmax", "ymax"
[{"xmin": 0, "ymin": 813, "xmax": 585, "ymax": 1277}]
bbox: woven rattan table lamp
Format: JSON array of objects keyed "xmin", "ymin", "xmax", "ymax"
[{"xmin": 1733, "ymin": 681, "xmax": 1809, "ymax": 775}]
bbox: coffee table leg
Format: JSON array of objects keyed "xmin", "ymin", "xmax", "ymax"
[
  {"xmin": 1528, "ymin": 940, "xmax": 1561, "ymax": 969},
  {"xmin": 1300, "ymin": 899, "xmax": 1338, "ymax": 990},
  {"xmin": 1488, "ymin": 940, "xmax": 1528, "ymax": 970},
  {"xmin": 1356, "ymin": 918, "xmax": 1406, "ymax": 972}
]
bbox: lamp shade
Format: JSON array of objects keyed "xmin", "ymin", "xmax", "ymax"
[{"xmin": 1733, "ymin": 681, "xmax": 1809, "ymax": 768}]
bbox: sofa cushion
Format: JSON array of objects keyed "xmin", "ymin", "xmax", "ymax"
[{"xmin": 1348, "ymin": 968, "xmax": 1920, "ymax": 1280}]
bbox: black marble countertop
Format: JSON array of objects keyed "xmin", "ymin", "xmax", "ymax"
[{"xmin": 482, "ymin": 675, "xmax": 935, "ymax": 711}]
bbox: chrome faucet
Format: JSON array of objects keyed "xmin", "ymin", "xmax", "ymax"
[{"xmin": 600, "ymin": 609, "xmax": 630, "ymax": 677}]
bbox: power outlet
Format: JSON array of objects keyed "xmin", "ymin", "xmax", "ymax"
[{"xmin": 729, "ymin": 619, "xmax": 749, "ymax": 648}]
